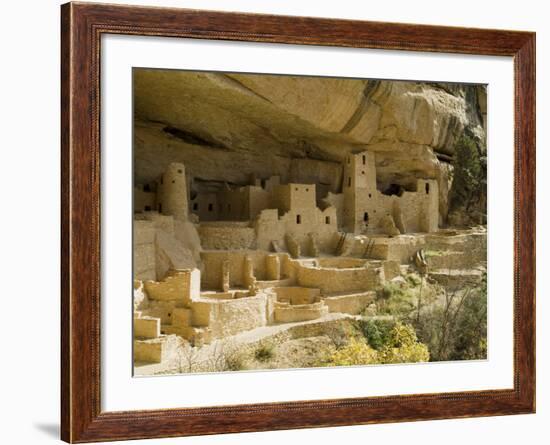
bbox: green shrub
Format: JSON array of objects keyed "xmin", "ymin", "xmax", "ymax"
[
  {"xmin": 224, "ymin": 352, "xmax": 247, "ymax": 371},
  {"xmin": 325, "ymin": 338, "xmax": 380, "ymax": 366},
  {"xmin": 413, "ymin": 274, "xmax": 487, "ymax": 362},
  {"xmin": 378, "ymin": 322, "xmax": 430, "ymax": 363},
  {"xmin": 358, "ymin": 319, "xmax": 395, "ymax": 351},
  {"xmin": 377, "ymin": 275, "xmax": 437, "ymax": 318},
  {"xmin": 324, "ymin": 321, "xmax": 430, "ymax": 367},
  {"xmin": 448, "ymin": 133, "xmax": 486, "ymax": 225},
  {"xmin": 254, "ymin": 342, "xmax": 275, "ymax": 362},
  {"xmin": 405, "ymin": 273, "xmax": 422, "ymax": 286},
  {"xmin": 448, "ymin": 274, "xmax": 487, "ymax": 360},
  {"xmin": 324, "ymin": 321, "xmax": 358, "ymax": 349},
  {"xmin": 377, "ymin": 282, "xmax": 415, "ymax": 316}
]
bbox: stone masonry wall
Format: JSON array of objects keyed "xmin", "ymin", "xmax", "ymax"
[
  {"xmin": 201, "ymin": 250, "xmax": 269, "ymax": 290},
  {"xmin": 198, "ymin": 224, "xmax": 256, "ymax": 250},
  {"xmin": 296, "ymin": 264, "xmax": 384, "ymax": 294},
  {"xmin": 134, "ymin": 220, "xmax": 156, "ymax": 281},
  {"xmin": 191, "ymin": 293, "xmax": 273, "ymax": 339}
]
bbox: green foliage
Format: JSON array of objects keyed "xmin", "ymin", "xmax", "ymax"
[
  {"xmin": 376, "ymin": 274, "xmax": 437, "ymax": 319},
  {"xmin": 377, "ymin": 281, "xmax": 417, "ymax": 316},
  {"xmin": 378, "ymin": 322, "xmax": 430, "ymax": 364},
  {"xmin": 449, "ymin": 134, "xmax": 485, "ymax": 217},
  {"xmin": 448, "ymin": 274, "xmax": 487, "ymax": 360},
  {"xmin": 326, "ymin": 338, "xmax": 380, "ymax": 366},
  {"xmin": 254, "ymin": 342, "xmax": 275, "ymax": 362},
  {"xmin": 358, "ymin": 319, "xmax": 395, "ymax": 350},
  {"xmin": 224, "ymin": 352, "xmax": 247, "ymax": 371},
  {"xmin": 373, "ymin": 270, "xmax": 487, "ymax": 363},
  {"xmin": 324, "ymin": 321, "xmax": 358, "ymax": 349},
  {"xmin": 450, "ymin": 134, "xmax": 481, "ymax": 204},
  {"xmin": 323, "ymin": 321, "xmax": 430, "ymax": 367},
  {"xmin": 412, "ymin": 274, "xmax": 487, "ymax": 362},
  {"xmin": 423, "ymin": 249, "xmax": 444, "ymax": 258},
  {"xmin": 405, "ymin": 273, "xmax": 422, "ymax": 286}
]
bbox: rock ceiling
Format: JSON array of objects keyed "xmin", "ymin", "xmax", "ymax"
[{"xmin": 133, "ymin": 68, "xmax": 486, "ymax": 200}]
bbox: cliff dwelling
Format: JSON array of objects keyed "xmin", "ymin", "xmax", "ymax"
[{"xmin": 133, "ymin": 69, "xmax": 488, "ymax": 374}]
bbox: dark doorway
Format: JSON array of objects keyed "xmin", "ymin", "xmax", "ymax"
[{"xmin": 382, "ymin": 183, "xmax": 405, "ymax": 197}]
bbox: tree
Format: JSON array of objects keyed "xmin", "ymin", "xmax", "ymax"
[{"xmin": 449, "ymin": 134, "xmax": 482, "ymax": 213}]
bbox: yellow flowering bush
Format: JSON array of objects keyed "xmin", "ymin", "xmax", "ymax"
[{"xmin": 324, "ymin": 322, "xmax": 429, "ymax": 367}]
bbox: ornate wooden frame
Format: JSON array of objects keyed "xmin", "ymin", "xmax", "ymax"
[{"xmin": 61, "ymin": 2, "xmax": 536, "ymax": 442}]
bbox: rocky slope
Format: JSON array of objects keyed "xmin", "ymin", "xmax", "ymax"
[{"xmin": 134, "ymin": 69, "xmax": 487, "ymax": 224}]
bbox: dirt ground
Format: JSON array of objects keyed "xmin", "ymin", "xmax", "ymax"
[{"xmin": 246, "ymin": 336, "xmax": 336, "ymax": 370}]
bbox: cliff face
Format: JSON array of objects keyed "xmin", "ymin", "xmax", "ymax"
[{"xmin": 134, "ymin": 70, "xmax": 486, "ymax": 225}]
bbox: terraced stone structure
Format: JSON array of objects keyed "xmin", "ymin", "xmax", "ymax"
[
  {"xmin": 133, "ymin": 155, "xmax": 484, "ymax": 375},
  {"xmin": 132, "ymin": 73, "xmax": 487, "ymax": 374}
]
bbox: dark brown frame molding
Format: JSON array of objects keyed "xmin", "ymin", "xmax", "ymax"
[{"xmin": 61, "ymin": 2, "xmax": 536, "ymax": 442}]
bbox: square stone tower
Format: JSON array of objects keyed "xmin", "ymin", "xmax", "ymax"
[
  {"xmin": 272, "ymin": 183, "xmax": 316, "ymax": 214},
  {"xmin": 343, "ymin": 151, "xmax": 377, "ymax": 233}
]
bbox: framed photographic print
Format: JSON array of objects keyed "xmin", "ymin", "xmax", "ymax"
[{"xmin": 61, "ymin": 2, "xmax": 535, "ymax": 442}]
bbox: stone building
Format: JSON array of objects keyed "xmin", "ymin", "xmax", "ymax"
[
  {"xmin": 134, "ymin": 183, "xmax": 156, "ymax": 213},
  {"xmin": 255, "ymin": 183, "xmax": 337, "ymax": 253},
  {"xmin": 131, "ymin": 155, "xmax": 455, "ymax": 373},
  {"xmin": 343, "ymin": 151, "xmax": 439, "ymax": 234},
  {"xmin": 189, "ymin": 176, "xmax": 280, "ymax": 222},
  {"xmin": 133, "ymin": 151, "xmax": 439, "ymax": 265}
]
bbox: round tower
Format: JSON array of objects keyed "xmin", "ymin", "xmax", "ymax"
[{"xmin": 157, "ymin": 162, "xmax": 189, "ymax": 221}]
